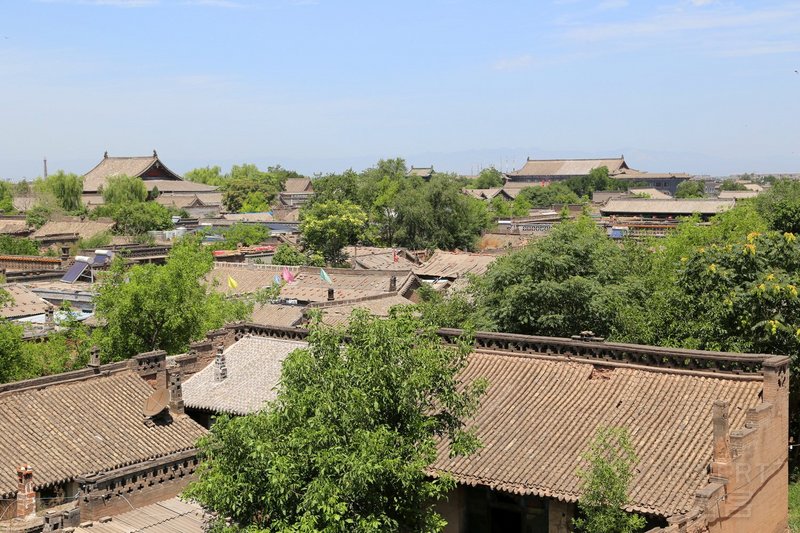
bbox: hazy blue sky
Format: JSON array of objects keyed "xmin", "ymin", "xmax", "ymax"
[{"xmin": 1, "ymin": 0, "xmax": 799, "ymax": 178}]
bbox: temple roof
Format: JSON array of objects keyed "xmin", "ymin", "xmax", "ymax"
[{"xmin": 507, "ymin": 157, "xmax": 628, "ymax": 178}]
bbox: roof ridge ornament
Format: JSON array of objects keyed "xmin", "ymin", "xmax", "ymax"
[{"xmin": 153, "ymin": 149, "xmax": 158, "ymax": 158}]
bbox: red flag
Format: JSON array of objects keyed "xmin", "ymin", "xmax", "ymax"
[
  {"xmin": 393, "ymin": 249, "xmax": 399, "ymax": 263},
  {"xmin": 282, "ymin": 267, "xmax": 295, "ymax": 283}
]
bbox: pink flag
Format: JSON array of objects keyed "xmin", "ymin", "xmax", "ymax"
[{"xmin": 282, "ymin": 267, "xmax": 295, "ymax": 283}]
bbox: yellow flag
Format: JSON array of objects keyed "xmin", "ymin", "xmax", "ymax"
[{"xmin": 227, "ymin": 275, "xmax": 238, "ymax": 290}]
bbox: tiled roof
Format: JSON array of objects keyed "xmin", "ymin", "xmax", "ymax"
[
  {"xmin": 309, "ymin": 293, "xmax": 414, "ymax": 327},
  {"xmin": 208, "ymin": 263, "xmax": 413, "ymax": 303},
  {"xmin": 223, "ymin": 212, "xmax": 274, "ymax": 222},
  {"xmin": 283, "ymin": 177, "xmax": 313, "ymax": 193},
  {"xmin": 719, "ymin": 191, "xmax": 759, "ymax": 200},
  {"xmin": 507, "ymin": 157, "xmax": 627, "ymax": 177},
  {"xmin": 83, "ymin": 154, "xmax": 186, "ymax": 192},
  {"xmin": 601, "ymin": 199, "xmax": 735, "ymax": 216},
  {"xmin": 0, "ymin": 218, "xmax": 30, "ymax": 235},
  {"xmin": 430, "ymin": 351, "xmax": 762, "ymax": 517},
  {"xmin": 0, "ymin": 284, "xmax": 52, "ymax": 319},
  {"xmin": 195, "ymin": 192, "xmax": 224, "ymax": 205},
  {"xmin": 155, "ymin": 194, "xmax": 203, "ymax": 209},
  {"xmin": 143, "ymin": 179, "xmax": 218, "ymax": 193},
  {"xmin": 0, "ymin": 371, "xmax": 206, "ymax": 497},
  {"xmin": 627, "ymin": 188, "xmax": 673, "ymax": 200},
  {"xmin": 610, "ymin": 169, "xmax": 692, "ymax": 180},
  {"xmin": 31, "ymin": 219, "xmax": 115, "ymax": 239},
  {"xmin": 251, "ymin": 303, "xmax": 304, "ymax": 328},
  {"xmin": 344, "ymin": 246, "xmax": 419, "ymax": 270},
  {"xmin": 414, "ymin": 250, "xmax": 497, "ymax": 279},
  {"xmin": 183, "ymin": 336, "xmax": 307, "ymax": 415},
  {"xmin": 74, "ymin": 497, "xmax": 207, "ymax": 533},
  {"xmin": 408, "ymin": 166, "xmax": 434, "ymax": 178}
]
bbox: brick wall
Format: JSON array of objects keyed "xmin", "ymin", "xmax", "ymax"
[
  {"xmin": 77, "ymin": 449, "xmax": 199, "ymax": 521},
  {"xmin": 648, "ymin": 356, "xmax": 789, "ymax": 533}
]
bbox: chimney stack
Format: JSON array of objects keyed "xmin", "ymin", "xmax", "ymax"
[
  {"xmin": 213, "ymin": 345, "xmax": 227, "ymax": 382},
  {"xmin": 60, "ymin": 246, "xmax": 70, "ymax": 262},
  {"xmin": 45, "ymin": 306, "xmax": 54, "ymax": 325},
  {"xmin": 327, "ymin": 288, "xmax": 335, "ymax": 301},
  {"xmin": 389, "ymin": 275, "xmax": 397, "ymax": 292},
  {"xmin": 15, "ymin": 465, "xmax": 35, "ymax": 520},
  {"xmin": 88, "ymin": 346, "xmax": 101, "ymax": 369},
  {"xmin": 168, "ymin": 370, "xmax": 184, "ymax": 414}
]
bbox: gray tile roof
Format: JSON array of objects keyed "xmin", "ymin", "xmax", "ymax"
[
  {"xmin": 182, "ymin": 336, "xmax": 308, "ymax": 415},
  {"xmin": 74, "ymin": 497, "xmax": 207, "ymax": 532},
  {"xmin": 0, "ymin": 370, "xmax": 206, "ymax": 498}
]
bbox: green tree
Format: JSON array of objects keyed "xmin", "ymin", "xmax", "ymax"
[
  {"xmin": 185, "ymin": 309, "xmax": 486, "ymax": 532},
  {"xmin": 719, "ymin": 180, "xmax": 748, "ymax": 192},
  {"xmin": 755, "ymin": 179, "xmax": 800, "ymax": 234},
  {"xmin": 675, "ymin": 180, "xmax": 705, "ymax": 198},
  {"xmin": 573, "ymin": 427, "xmax": 646, "ymax": 533},
  {"xmin": 0, "ymin": 235, "xmax": 40, "ymax": 255},
  {"xmin": 208, "ymin": 223, "xmax": 270, "ymax": 250},
  {"xmin": 93, "ymin": 237, "xmax": 251, "ymax": 359},
  {"xmin": 272, "ymin": 243, "xmax": 323, "ymax": 266},
  {"xmin": 109, "ymin": 202, "xmax": 174, "ymax": 235},
  {"xmin": 565, "ymin": 166, "xmax": 625, "ymax": 198},
  {"xmin": 517, "ymin": 183, "xmax": 581, "ymax": 208},
  {"xmin": 470, "ymin": 167, "xmax": 504, "ymax": 189},
  {"xmin": 300, "ymin": 200, "xmax": 368, "ymax": 264},
  {"xmin": 0, "ymin": 181, "xmax": 15, "ymax": 213},
  {"xmin": 101, "ymin": 175, "xmax": 148, "ymax": 204},
  {"xmin": 0, "ymin": 320, "xmax": 25, "ymax": 383},
  {"xmin": 185, "ymin": 165, "xmax": 226, "ymax": 186},
  {"xmin": 34, "ymin": 171, "xmax": 84, "ymax": 212},
  {"xmin": 222, "ymin": 164, "xmax": 289, "ymax": 213},
  {"xmin": 25, "ymin": 205, "xmax": 52, "ymax": 229},
  {"xmin": 473, "ymin": 217, "xmax": 636, "ymax": 337}
]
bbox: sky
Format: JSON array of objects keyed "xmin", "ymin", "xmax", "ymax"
[{"xmin": 1, "ymin": 0, "xmax": 799, "ymax": 179}]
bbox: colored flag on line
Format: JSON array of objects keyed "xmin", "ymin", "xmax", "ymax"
[
  {"xmin": 273, "ymin": 274, "xmax": 281, "ymax": 285},
  {"xmin": 320, "ymin": 268, "xmax": 332, "ymax": 284},
  {"xmin": 227, "ymin": 275, "xmax": 238, "ymax": 290},
  {"xmin": 393, "ymin": 249, "xmax": 399, "ymax": 263},
  {"xmin": 282, "ymin": 267, "xmax": 296, "ymax": 283}
]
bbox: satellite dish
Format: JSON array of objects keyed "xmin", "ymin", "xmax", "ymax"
[{"xmin": 143, "ymin": 387, "xmax": 169, "ymax": 417}]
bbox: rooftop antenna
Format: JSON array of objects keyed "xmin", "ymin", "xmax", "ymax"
[{"xmin": 43, "ymin": 157, "xmax": 47, "ymax": 179}]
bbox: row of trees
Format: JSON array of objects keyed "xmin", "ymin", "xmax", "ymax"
[{"xmin": 185, "ymin": 164, "xmax": 302, "ymax": 213}]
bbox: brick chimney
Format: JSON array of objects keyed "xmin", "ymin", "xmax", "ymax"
[
  {"xmin": 389, "ymin": 275, "xmax": 397, "ymax": 292},
  {"xmin": 213, "ymin": 345, "xmax": 227, "ymax": 382},
  {"xmin": 168, "ymin": 369, "xmax": 184, "ymax": 414},
  {"xmin": 15, "ymin": 465, "xmax": 35, "ymax": 520},
  {"xmin": 44, "ymin": 306, "xmax": 54, "ymax": 325},
  {"xmin": 88, "ymin": 345, "xmax": 101, "ymax": 369},
  {"xmin": 327, "ymin": 288, "xmax": 335, "ymax": 301}
]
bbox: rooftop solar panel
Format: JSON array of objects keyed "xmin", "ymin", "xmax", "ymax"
[
  {"xmin": 61, "ymin": 261, "xmax": 89, "ymax": 283},
  {"xmin": 92, "ymin": 254, "xmax": 110, "ymax": 266}
]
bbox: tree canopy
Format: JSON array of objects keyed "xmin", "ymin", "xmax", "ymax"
[
  {"xmin": 93, "ymin": 237, "xmax": 250, "ymax": 359},
  {"xmin": 101, "ymin": 175, "xmax": 148, "ymax": 204},
  {"xmin": 307, "ymin": 158, "xmax": 491, "ymax": 251},
  {"xmin": 33, "ymin": 171, "xmax": 84, "ymax": 213},
  {"xmin": 573, "ymin": 427, "xmax": 645, "ymax": 533},
  {"xmin": 300, "ymin": 200, "xmax": 368, "ymax": 265},
  {"xmin": 675, "ymin": 180, "xmax": 705, "ymax": 198},
  {"xmin": 207, "ymin": 223, "xmax": 270, "ymax": 251},
  {"xmin": 755, "ymin": 179, "xmax": 800, "ymax": 234},
  {"xmin": 185, "ymin": 309, "xmax": 485, "ymax": 532},
  {"xmin": 469, "ymin": 167, "xmax": 504, "ymax": 189}
]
